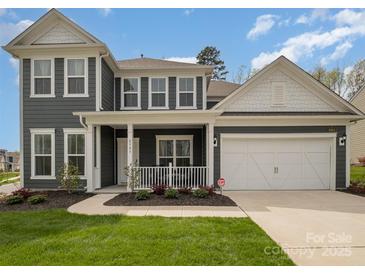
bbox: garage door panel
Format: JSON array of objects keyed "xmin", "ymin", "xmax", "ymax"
[{"xmin": 222, "ymin": 152, "xmax": 247, "ymax": 190}]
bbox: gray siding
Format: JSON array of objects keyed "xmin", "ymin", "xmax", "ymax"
[
  {"xmin": 115, "ymin": 77, "xmax": 121, "ymax": 110},
  {"xmin": 100, "ymin": 126, "xmax": 114, "ymax": 187},
  {"xmin": 213, "ymin": 126, "xmax": 346, "ymax": 189},
  {"xmin": 101, "ymin": 59, "xmax": 114, "ymax": 111},
  {"xmin": 23, "ymin": 57, "xmax": 96, "ymax": 189},
  {"xmin": 169, "ymin": 77, "xmax": 176, "ymax": 110},
  {"xmin": 196, "ymin": 76, "xmax": 203, "ymax": 109},
  {"xmin": 141, "ymin": 77, "xmax": 148, "ymax": 110}
]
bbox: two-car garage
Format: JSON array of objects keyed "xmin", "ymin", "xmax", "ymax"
[{"xmin": 220, "ymin": 133, "xmax": 337, "ymax": 190}]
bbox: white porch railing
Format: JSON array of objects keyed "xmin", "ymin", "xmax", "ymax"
[{"xmin": 134, "ymin": 164, "xmax": 208, "ymax": 189}]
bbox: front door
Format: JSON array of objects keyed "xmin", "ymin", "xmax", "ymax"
[{"xmin": 117, "ymin": 138, "xmax": 139, "ymax": 185}]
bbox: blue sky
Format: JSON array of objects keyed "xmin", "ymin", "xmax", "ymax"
[{"xmin": 1, "ymin": 8, "xmax": 365, "ymax": 151}]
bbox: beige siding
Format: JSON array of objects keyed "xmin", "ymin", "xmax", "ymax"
[
  {"xmin": 224, "ymin": 70, "xmax": 337, "ymax": 112},
  {"xmin": 33, "ymin": 24, "xmax": 85, "ymax": 45},
  {"xmin": 351, "ymin": 90, "xmax": 365, "ymax": 163}
]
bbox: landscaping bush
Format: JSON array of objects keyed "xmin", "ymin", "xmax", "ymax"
[
  {"xmin": 178, "ymin": 187, "xmax": 192, "ymax": 194},
  {"xmin": 57, "ymin": 164, "xmax": 80, "ymax": 194},
  {"xmin": 135, "ymin": 190, "xmax": 151, "ymax": 200},
  {"xmin": 12, "ymin": 188, "xmax": 33, "ymax": 199},
  {"xmin": 193, "ymin": 188, "xmax": 209, "ymax": 198},
  {"xmin": 27, "ymin": 194, "xmax": 47, "ymax": 204},
  {"xmin": 199, "ymin": 185, "xmax": 214, "ymax": 195},
  {"xmin": 164, "ymin": 188, "xmax": 178, "ymax": 199},
  {"xmin": 5, "ymin": 194, "xmax": 23, "ymax": 205},
  {"xmin": 152, "ymin": 184, "xmax": 167, "ymax": 195}
]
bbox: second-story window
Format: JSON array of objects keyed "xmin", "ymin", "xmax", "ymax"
[
  {"xmin": 177, "ymin": 77, "xmax": 196, "ymax": 108},
  {"xmin": 122, "ymin": 78, "xmax": 140, "ymax": 109},
  {"xmin": 65, "ymin": 59, "xmax": 88, "ymax": 97},
  {"xmin": 32, "ymin": 59, "xmax": 54, "ymax": 97},
  {"xmin": 149, "ymin": 77, "xmax": 168, "ymax": 108}
]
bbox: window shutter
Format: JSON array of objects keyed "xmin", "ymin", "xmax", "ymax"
[{"xmin": 271, "ymin": 82, "xmax": 286, "ymax": 106}]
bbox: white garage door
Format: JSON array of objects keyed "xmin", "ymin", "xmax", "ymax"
[{"xmin": 221, "ymin": 135, "xmax": 334, "ymax": 190}]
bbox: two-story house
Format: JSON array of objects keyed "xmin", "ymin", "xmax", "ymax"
[{"xmin": 3, "ymin": 9, "xmax": 364, "ymax": 192}]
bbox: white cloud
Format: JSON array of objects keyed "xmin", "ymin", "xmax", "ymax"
[
  {"xmin": 247, "ymin": 14, "xmax": 279, "ymax": 40},
  {"xmin": 164, "ymin": 57, "xmax": 197, "ymax": 64},
  {"xmin": 251, "ymin": 9, "xmax": 365, "ymax": 70},
  {"xmin": 321, "ymin": 41, "xmax": 353, "ymax": 65},
  {"xmin": 9, "ymin": 57, "xmax": 19, "ymax": 86},
  {"xmin": 0, "ymin": 8, "xmax": 7, "ymax": 16},
  {"xmin": 0, "ymin": 19, "xmax": 34, "ymax": 44},
  {"xmin": 99, "ymin": 8, "xmax": 112, "ymax": 17},
  {"xmin": 183, "ymin": 9, "xmax": 194, "ymax": 16},
  {"xmin": 295, "ymin": 9, "xmax": 329, "ymax": 25}
]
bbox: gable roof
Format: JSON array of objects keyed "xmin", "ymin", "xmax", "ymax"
[
  {"xmin": 213, "ymin": 56, "xmax": 364, "ymax": 116},
  {"xmin": 349, "ymin": 85, "xmax": 365, "ymax": 103},
  {"xmin": 117, "ymin": 57, "xmax": 213, "ymax": 73},
  {"xmin": 207, "ymin": 80, "xmax": 241, "ymax": 98}
]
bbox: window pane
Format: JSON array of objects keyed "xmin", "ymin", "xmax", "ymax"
[
  {"xmin": 176, "ymin": 158, "xmax": 190, "ymax": 166},
  {"xmin": 159, "ymin": 140, "xmax": 173, "ymax": 156},
  {"xmin": 68, "ymin": 135, "xmax": 77, "ymax": 154},
  {"xmin": 35, "ymin": 156, "xmax": 51, "ymax": 175},
  {"xmin": 35, "ymin": 135, "xmax": 43, "ymax": 154},
  {"xmin": 152, "ymin": 93, "xmax": 166, "ymax": 107},
  {"xmin": 176, "ymin": 140, "xmax": 190, "ymax": 156},
  {"xmin": 124, "ymin": 94, "xmax": 138, "ymax": 107},
  {"xmin": 35, "ymin": 134, "xmax": 51, "ymax": 154},
  {"xmin": 35, "ymin": 78, "xmax": 51, "ymax": 94},
  {"xmin": 67, "ymin": 59, "xmax": 84, "ymax": 76},
  {"xmin": 76, "ymin": 135, "xmax": 85, "ymax": 154},
  {"xmin": 179, "ymin": 78, "xmax": 193, "ymax": 91},
  {"xmin": 124, "ymin": 78, "xmax": 138, "ymax": 92},
  {"xmin": 159, "ymin": 157, "xmax": 173, "ymax": 167},
  {"xmin": 68, "ymin": 78, "xmax": 85, "ymax": 94},
  {"xmin": 43, "ymin": 135, "xmax": 51, "ymax": 154},
  {"xmin": 152, "ymin": 78, "xmax": 166, "ymax": 92},
  {"xmin": 34, "ymin": 60, "xmax": 51, "ymax": 76},
  {"xmin": 179, "ymin": 93, "xmax": 194, "ymax": 107},
  {"xmin": 68, "ymin": 156, "xmax": 85, "ymax": 175}
]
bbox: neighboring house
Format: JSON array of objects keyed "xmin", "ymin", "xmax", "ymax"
[
  {"xmin": 0, "ymin": 149, "xmax": 7, "ymax": 171},
  {"xmin": 0, "ymin": 149, "xmax": 19, "ymax": 171},
  {"xmin": 2, "ymin": 9, "xmax": 364, "ymax": 192},
  {"xmin": 350, "ymin": 87, "xmax": 365, "ymax": 164}
]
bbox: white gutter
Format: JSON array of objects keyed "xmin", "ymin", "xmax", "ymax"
[
  {"xmin": 79, "ymin": 114, "xmax": 87, "ymax": 129},
  {"xmin": 99, "ymin": 52, "xmax": 109, "ymax": 110}
]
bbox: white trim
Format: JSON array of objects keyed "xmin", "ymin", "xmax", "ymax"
[
  {"xmin": 64, "ymin": 57, "xmax": 89, "ymax": 97},
  {"xmin": 19, "ymin": 58, "xmax": 24, "ymax": 187},
  {"xmin": 121, "ymin": 77, "xmax": 141, "ymax": 110},
  {"xmin": 117, "ymin": 137, "xmax": 140, "ymax": 185},
  {"xmin": 30, "ymin": 128, "xmax": 55, "ymax": 180},
  {"xmin": 202, "ymin": 75, "xmax": 207, "ymax": 110},
  {"xmin": 346, "ymin": 124, "xmax": 350, "ymax": 188},
  {"xmin": 155, "ymin": 135, "xmax": 193, "ymax": 166},
  {"xmin": 86, "ymin": 125, "xmax": 94, "ymax": 192},
  {"xmin": 30, "ymin": 58, "xmax": 55, "ymax": 98},
  {"xmin": 220, "ymin": 132, "xmax": 337, "ymax": 190},
  {"xmin": 176, "ymin": 76, "xmax": 197, "ymax": 109},
  {"xmin": 148, "ymin": 77, "xmax": 169, "ymax": 109},
  {"xmin": 63, "ymin": 128, "xmax": 87, "ymax": 179}
]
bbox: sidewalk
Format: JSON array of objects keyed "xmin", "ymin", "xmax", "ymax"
[
  {"xmin": 68, "ymin": 194, "xmax": 247, "ymax": 218},
  {"xmin": 0, "ymin": 181, "xmax": 20, "ymax": 194}
]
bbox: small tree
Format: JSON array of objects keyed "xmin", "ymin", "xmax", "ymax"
[
  {"xmin": 57, "ymin": 163, "xmax": 80, "ymax": 194},
  {"xmin": 124, "ymin": 160, "xmax": 141, "ymax": 192},
  {"xmin": 196, "ymin": 46, "xmax": 228, "ymax": 80}
]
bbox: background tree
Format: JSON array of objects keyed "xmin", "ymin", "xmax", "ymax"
[
  {"xmin": 196, "ymin": 46, "xmax": 228, "ymax": 80},
  {"xmin": 231, "ymin": 65, "xmax": 258, "ymax": 84},
  {"xmin": 346, "ymin": 59, "xmax": 365, "ymax": 99},
  {"xmin": 311, "ymin": 65, "xmax": 347, "ymax": 97}
]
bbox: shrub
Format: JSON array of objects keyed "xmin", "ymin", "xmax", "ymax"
[
  {"xmin": 193, "ymin": 188, "xmax": 209, "ymax": 198},
  {"xmin": 12, "ymin": 188, "xmax": 33, "ymax": 199},
  {"xmin": 5, "ymin": 194, "xmax": 23, "ymax": 205},
  {"xmin": 164, "ymin": 188, "xmax": 178, "ymax": 199},
  {"xmin": 27, "ymin": 194, "xmax": 47, "ymax": 204},
  {"xmin": 199, "ymin": 185, "xmax": 214, "ymax": 195},
  {"xmin": 124, "ymin": 160, "xmax": 141, "ymax": 192},
  {"xmin": 135, "ymin": 190, "xmax": 151, "ymax": 200},
  {"xmin": 152, "ymin": 184, "xmax": 167, "ymax": 195},
  {"xmin": 178, "ymin": 187, "xmax": 192, "ymax": 194},
  {"xmin": 57, "ymin": 163, "xmax": 80, "ymax": 194}
]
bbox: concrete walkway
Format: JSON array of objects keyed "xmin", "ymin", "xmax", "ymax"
[
  {"xmin": 68, "ymin": 194, "xmax": 246, "ymax": 218},
  {"xmin": 0, "ymin": 182, "xmax": 20, "ymax": 194},
  {"xmin": 226, "ymin": 191, "xmax": 365, "ymax": 266}
]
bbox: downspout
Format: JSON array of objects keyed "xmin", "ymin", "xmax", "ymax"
[
  {"xmin": 99, "ymin": 52, "xmax": 109, "ymax": 111},
  {"xmin": 79, "ymin": 115, "xmax": 87, "ymax": 129}
]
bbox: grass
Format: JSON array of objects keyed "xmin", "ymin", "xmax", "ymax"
[
  {"xmin": 350, "ymin": 166, "xmax": 365, "ymax": 182},
  {"xmin": 0, "ymin": 172, "xmax": 19, "ymax": 183},
  {"xmin": 0, "ymin": 209, "xmax": 294, "ymax": 266}
]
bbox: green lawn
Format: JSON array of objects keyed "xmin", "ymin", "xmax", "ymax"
[
  {"xmin": 0, "ymin": 209, "xmax": 293, "ymax": 266},
  {"xmin": 351, "ymin": 166, "xmax": 365, "ymax": 182},
  {"xmin": 0, "ymin": 172, "xmax": 19, "ymax": 183}
]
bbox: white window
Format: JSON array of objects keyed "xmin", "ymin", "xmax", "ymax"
[
  {"xmin": 271, "ymin": 82, "xmax": 286, "ymax": 106},
  {"xmin": 64, "ymin": 129, "xmax": 87, "ymax": 177},
  {"xmin": 31, "ymin": 59, "xmax": 54, "ymax": 97},
  {"xmin": 30, "ymin": 129, "xmax": 55, "ymax": 179},
  {"xmin": 149, "ymin": 77, "xmax": 168, "ymax": 109},
  {"xmin": 156, "ymin": 135, "xmax": 193, "ymax": 166},
  {"xmin": 177, "ymin": 77, "xmax": 196, "ymax": 108},
  {"xmin": 121, "ymin": 78, "xmax": 140, "ymax": 109},
  {"xmin": 65, "ymin": 58, "xmax": 88, "ymax": 97}
]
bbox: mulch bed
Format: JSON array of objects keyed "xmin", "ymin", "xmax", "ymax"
[
  {"xmin": 339, "ymin": 188, "xmax": 365, "ymax": 198},
  {"xmin": 104, "ymin": 192, "xmax": 237, "ymax": 206},
  {"xmin": 0, "ymin": 191, "xmax": 94, "ymax": 212}
]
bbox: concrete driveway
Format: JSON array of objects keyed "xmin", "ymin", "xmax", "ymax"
[{"xmin": 226, "ymin": 191, "xmax": 365, "ymax": 266}]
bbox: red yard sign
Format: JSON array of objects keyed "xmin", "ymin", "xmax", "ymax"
[{"xmin": 217, "ymin": 177, "xmax": 225, "ymax": 187}]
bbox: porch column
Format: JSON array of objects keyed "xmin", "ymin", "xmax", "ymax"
[
  {"xmin": 207, "ymin": 122, "xmax": 214, "ymax": 186},
  {"xmin": 86, "ymin": 124, "xmax": 94, "ymax": 192},
  {"xmin": 127, "ymin": 123, "xmax": 134, "ymax": 192}
]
